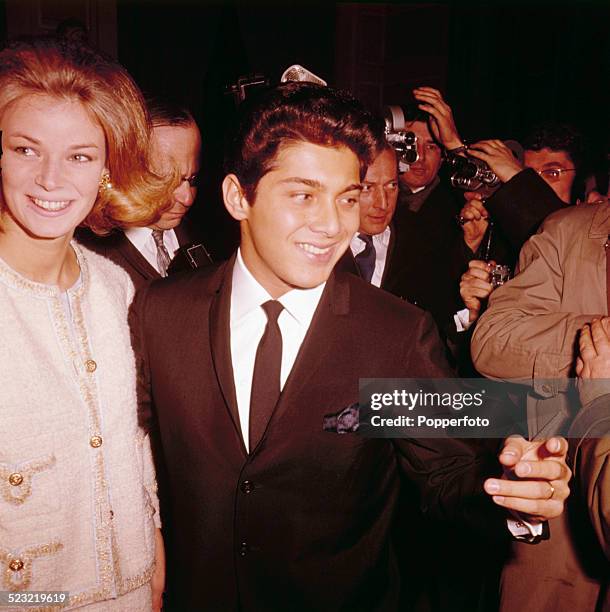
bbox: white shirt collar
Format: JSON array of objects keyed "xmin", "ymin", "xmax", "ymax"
[
  {"xmin": 231, "ymin": 249, "xmax": 325, "ymax": 327},
  {"xmin": 124, "ymin": 226, "xmax": 158, "ymax": 251},
  {"xmin": 124, "ymin": 225, "xmax": 179, "ymax": 249},
  {"xmin": 350, "ymin": 225, "xmax": 392, "ymax": 254},
  {"xmin": 373, "ymin": 225, "xmax": 392, "ymax": 247}
]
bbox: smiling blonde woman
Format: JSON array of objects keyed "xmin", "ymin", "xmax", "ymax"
[{"xmin": 0, "ymin": 37, "xmax": 173, "ymax": 611}]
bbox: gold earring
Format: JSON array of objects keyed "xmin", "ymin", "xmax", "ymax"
[{"xmin": 99, "ymin": 172, "xmax": 113, "ymax": 191}]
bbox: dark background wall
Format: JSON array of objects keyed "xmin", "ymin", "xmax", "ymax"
[{"xmin": 1, "ymin": 0, "xmax": 608, "ymax": 256}]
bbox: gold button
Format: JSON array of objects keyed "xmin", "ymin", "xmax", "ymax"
[
  {"xmin": 85, "ymin": 359, "xmax": 97, "ymax": 373},
  {"xmin": 8, "ymin": 473, "xmax": 23, "ymax": 486},
  {"xmin": 89, "ymin": 435, "xmax": 103, "ymax": 448},
  {"xmin": 9, "ymin": 559, "xmax": 24, "ymax": 572}
]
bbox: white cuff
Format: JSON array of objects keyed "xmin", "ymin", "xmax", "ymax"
[
  {"xmin": 454, "ymin": 308, "xmax": 473, "ymax": 333},
  {"xmin": 507, "ymin": 516, "xmax": 543, "ymax": 541}
]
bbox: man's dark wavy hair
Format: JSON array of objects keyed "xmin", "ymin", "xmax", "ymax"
[
  {"xmin": 224, "ymin": 81, "xmax": 384, "ymax": 202},
  {"xmin": 523, "ymin": 122, "xmax": 585, "ymax": 170}
]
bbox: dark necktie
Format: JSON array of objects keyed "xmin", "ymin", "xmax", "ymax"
[
  {"xmin": 249, "ymin": 300, "xmax": 284, "ymax": 450},
  {"xmin": 355, "ymin": 234, "xmax": 376, "ymax": 283},
  {"xmin": 152, "ymin": 229, "xmax": 172, "ymax": 277}
]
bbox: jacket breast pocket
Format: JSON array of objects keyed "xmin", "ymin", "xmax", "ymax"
[{"xmin": 0, "ymin": 419, "xmax": 64, "ymax": 524}]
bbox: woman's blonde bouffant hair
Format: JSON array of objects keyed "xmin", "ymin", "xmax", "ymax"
[{"xmin": 0, "ymin": 37, "xmax": 176, "ymax": 234}]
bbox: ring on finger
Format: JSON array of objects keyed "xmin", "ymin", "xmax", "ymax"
[{"xmin": 546, "ymin": 483, "xmax": 555, "ymax": 500}]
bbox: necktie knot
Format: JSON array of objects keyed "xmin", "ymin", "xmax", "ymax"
[
  {"xmin": 358, "ymin": 233, "xmax": 374, "ymax": 247},
  {"xmin": 261, "ymin": 299, "xmax": 284, "ymax": 323},
  {"xmin": 151, "ymin": 229, "xmax": 172, "ymax": 277},
  {"xmin": 152, "ymin": 229, "xmax": 165, "ymax": 247}
]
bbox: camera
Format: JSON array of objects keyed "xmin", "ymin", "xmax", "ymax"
[
  {"xmin": 489, "ymin": 264, "xmax": 511, "ymax": 289},
  {"xmin": 445, "ymin": 140, "xmax": 523, "ymax": 192},
  {"xmin": 383, "ymin": 105, "xmax": 418, "ymax": 172},
  {"xmin": 445, "ymin": 152, "xmax": 501, "ymax": 191}
]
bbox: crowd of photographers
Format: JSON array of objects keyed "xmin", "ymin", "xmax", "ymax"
[{"xmin": 351, "ymin": 87, "xmax": 610, "ymax": 611}]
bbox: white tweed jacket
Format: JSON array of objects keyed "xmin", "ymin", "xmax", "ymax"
[{"xmin": 0, "ymin": 243, "xmax": 160, "ymax": 610}]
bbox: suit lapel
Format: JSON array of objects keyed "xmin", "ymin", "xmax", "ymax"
[
  {"xmin": 335, "ymin": 248, "xmax": 360, "ymax": 278},
  {"xmin": 118, "ymin": 233, "xmax": 161, "ymax": 281},
  {"xmin": 209, "ymin": 255, "xmax": 247, "ymax": 455},
  {"xmin": 175, "ymin": 217, "xmax": 199, "ymax": 246}
]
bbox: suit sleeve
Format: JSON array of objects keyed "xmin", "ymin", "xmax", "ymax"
[
  {"xmin": 129, "ymin": 285, "xmax": 154, "ymax": 432},
  {"xmin": 471, "ymin": 210, "xmax": 602, "ymax": 384},
  {"xmin": 484, "ymin": 168, "xmax": 565, "ymax": 253},
  {"xmin": 569, "ymin": 393, "xmax": 610, "ymax": 560},
  {"xmin": 128, "ymin": 286, "xmax": 162, "ymax": 528},
  {"xmin": 127, "ymin": 283, "xmax": 163, "ymax": 528},
  {"xmin": 393, "ymin": 311, "xmax": 507, "ymax": 534}
]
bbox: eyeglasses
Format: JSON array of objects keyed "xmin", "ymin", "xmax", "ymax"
[{"xmin": 536, "ymin": 168, "xmax": 576, "ymax": 182}]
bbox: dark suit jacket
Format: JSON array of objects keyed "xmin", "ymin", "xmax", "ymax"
[
  {"xmin": 338, "ymin": 179, "xmax": 463, "ymax": 318},
  {"xmin": 388, "ymin": 181, "xmax": 464, "ymax": 327},
  {"xmin": 130, "ymin": 258, "xmax": 503, "ymax": 611},
  {"xmin": 75, "ymin": 218, "xmax": 209, "ymax": 290}
]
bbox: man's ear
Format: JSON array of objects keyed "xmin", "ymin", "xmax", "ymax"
[{"xmin": 222, "ymin": 174, "xmax": 250, "ymax": 221}]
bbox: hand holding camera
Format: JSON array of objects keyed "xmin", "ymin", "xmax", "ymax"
[
  {"xmin": 460, "ymin": 259, "xmax": 511, "ymax": 324},
  {"xmin": 466, "ymin": 139, "xmax": 524, "ymax": 184},
  {"xmin": 446, "ymin": 139, "xmax": 524, "ymax": 193},
  {"xmin": 460, "ymin": 259, "xmax": 495, "ymax": 323}
]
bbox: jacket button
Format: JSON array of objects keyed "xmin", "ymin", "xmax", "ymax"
[
  {"xmin": 9, "ymin": 559, "xmax": 24, "ymax": 572},
  {"xmin": 8, "ymin": 473, "xmax": 23, "ymax": 486},
  {"xmin": 239, "ymin": 542, "xmax": 249, "ymax": 557},
  {"xmin": 85, "ymin": 359, "xmax": 97, "ymax": 373},
  {"xmin": 241, "ymin": 480, "xmax": 254, "ymax": 494},
  {"xmin": 90, "ymin": 435, "xmax": 103, "ymax": 448}
]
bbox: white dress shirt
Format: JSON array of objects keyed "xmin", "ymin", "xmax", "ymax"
[
  {"xmin": 230, "ymin": 249, "xmax": 325, "ymax": 451},
  {"xmin": 124, "ymin": 227, "xmax": 180, "ymax": 274},
  {"xmin": 349, "ymin": 226, "xmax": 392, "ymax": 288}
]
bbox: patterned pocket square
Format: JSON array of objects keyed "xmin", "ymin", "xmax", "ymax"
[{"xmin": 323, "ymin": 402, "xmax": 360, "ymax": 434}]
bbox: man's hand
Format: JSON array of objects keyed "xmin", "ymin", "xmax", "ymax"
[
  {"xmin": 460, "ymin": 260, "xmax": 494, "ymax": 323},
  {"xmin": 577, "ymin": 318, "xmax": 610, "ymax": 378},
  {"xmin": 413, "ymin": 86, "xmax": 462, "ymax": 150},
  {"xmin": 467, "ymin": 139, "xmax": 523, "ymax": 183},
  {"xmin": 484, "ymin": 436, "xmax": 571, "ymax": 522},
  {"xmin": 152, "ymin": 528, "xmax": 165, "ymax": 612},
  {"xmin": 459, "ymin": 192, "xmax": 489, "ymax": 252}
]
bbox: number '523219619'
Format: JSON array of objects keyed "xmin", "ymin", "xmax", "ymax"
[{"xmin": 0, "ymin": 591, "xmax": 69, "ymax": 607}]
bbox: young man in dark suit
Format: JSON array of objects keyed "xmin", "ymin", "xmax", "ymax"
[{"xmin": 130, "ymin": 82, "xmax": 571, "ymax": 611}]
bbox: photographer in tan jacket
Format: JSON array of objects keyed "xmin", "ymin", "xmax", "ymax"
[{"xmin": 472, "ymin": 202, "xmax": 610, "ymax": 611}]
